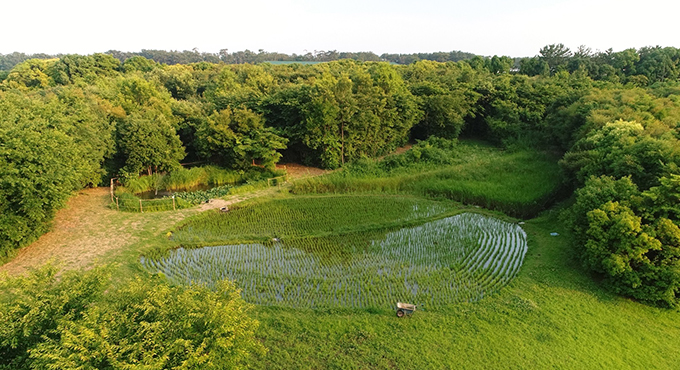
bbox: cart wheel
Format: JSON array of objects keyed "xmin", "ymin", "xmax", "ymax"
[{"xmin": 396, "ymin": 309, "xmax": 405, "ymax": 318}]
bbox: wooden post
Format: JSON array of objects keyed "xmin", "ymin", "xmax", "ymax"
[
  {"xmin": 110, "ymin": 178, "xmax": 115, "ymax": 202},
  {"xmin": 116, "ymin": 197, "xmax": 119, "ymax": 211},
  {"xmin": 139, "ymin": 199, "xmax": 143, "ymax": 213},
  {"xmin": 172, "ymin": 196, "xmax": 176, "ymax": 211}
]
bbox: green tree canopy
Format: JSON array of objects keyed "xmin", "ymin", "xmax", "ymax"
[{"xmin": 196, "ymin": 106, "xmax": 287, "ymax": 170}]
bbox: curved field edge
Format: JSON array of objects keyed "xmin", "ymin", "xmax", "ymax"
[
  {"xmin": 140, "ymin": 194, "xmax": 520, "ymax": 261},
  {"xmin": 248, "ymin": 212, "xmax": 680, "ymax": 369},
  {"xmin": 142, "ymin": 213, "xmax": 528, "ymax": 309}
]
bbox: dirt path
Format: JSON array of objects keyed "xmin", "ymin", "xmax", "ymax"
[
  {"xmin": 0, "ymin": 188, "xmax": 138, "ymax": 276},
  {"xmin": 0, "ymin": 181, "xmax": 290, "ymax": 276}
]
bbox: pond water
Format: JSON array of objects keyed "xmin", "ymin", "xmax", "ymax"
[
  {"xmin": 142, "ymin": 213, "xmax": 527, "ymax": 308},
  {"xmin": 136, "ymin": 184, "xmax": 215, "ymax": 199}
]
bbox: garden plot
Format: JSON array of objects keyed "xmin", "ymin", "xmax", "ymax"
[{"xmin": 143, "ymin": 212, "xmax": 527, "ymax": 308}]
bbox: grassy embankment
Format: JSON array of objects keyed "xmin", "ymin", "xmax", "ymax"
[{"xmin": 292, "ymin": 140, "xmax": 565, "ymax": 219}]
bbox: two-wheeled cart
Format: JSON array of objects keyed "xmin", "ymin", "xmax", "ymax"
[{"xmin": 396, "ymin": 302, "xmax": 419, "ymax": 318}]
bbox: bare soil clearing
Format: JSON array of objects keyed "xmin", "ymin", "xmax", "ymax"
[
  {"xmin": 276, "ymin": 162, "xmax": 329, "ymax": 178},
  {"xmin": 0, "ymin": 164, "xmax": 322, "ymax": 276}
]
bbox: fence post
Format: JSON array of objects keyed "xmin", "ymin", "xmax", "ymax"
[
  {"xmin": 172, "ymin": 195, "xmax": 176, "ymax": 211},
  {"xmin": 110, "ymin": 178, "xmax": 115, "ymax": 202},
  {"xmin": 139, "ymin": 199, "xmax": 143, "ymax": 213},
  {"xmin": 116, "ymin": 197, "xmax": 119, "ymax": 211}
]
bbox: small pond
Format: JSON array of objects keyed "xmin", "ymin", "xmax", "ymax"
[{"xmin": 136, "ymin": 184, "xmax": 215, "ymax": 199}]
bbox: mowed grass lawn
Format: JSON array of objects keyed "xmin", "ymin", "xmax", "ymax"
[{"xmin": 249, "ymin": 211, "xmax": 680, "ymax": 369}]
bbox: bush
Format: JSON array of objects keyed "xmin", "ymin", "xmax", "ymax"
[
  {"xmin": 0, "ymin": 265, "xmax": 111, "ymax": 370},
  {"xmin": 0, "ymin": 265, "xmax": 264, "ymax": 370},
  {"xmin": 568, "ymin": 176, "xmax": 680, "ymax": 307}
]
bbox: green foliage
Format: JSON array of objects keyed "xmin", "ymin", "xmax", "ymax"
[
  {"xmin": 517, "ymin": 44, "xmax": 680, "ymax": 85},
  {"xmin": 116, "ymin": 112, "xmax": 186, "ymax": 175},
  {"xmin": 49, "ymin": 53, "xmax": 121, "ymax": 85},
  {"xmin": 0, "ymin": 88, "xmax": 114, "ymax": 258},
  {"xmin": 121, "ymin": 55, "xmax": 160, "ymax": 73},
  {"xmin": 196, "ymin": 106, "xmax": 287, "ymax": 170},
  {"xmin": 404, "ymin": 61, "xmax": 482, "ymax": 140},
  {"xmin": 0, "ymin": 265, "xmax": 111, "ymax": 370},
  {"xmin": 163, "ymin": 166, "xmax": 211, "ymax": 190},
  {"xmin": 2, "ymin": 59, "xmax": 55, "ymax": 89},
  {"xmin": 0, "ymin": 266, "xmax": 263, "ymax": 370},
  {"xmin": 568, "ymin": 176, "xmax": 680, "ymax": 307},
  {"xmin": 173, "ymin": 185, "xmax": 235, "ymax": 205},
  {"xmin": 123, "ymin": 166, "xmax": 246, "ymax": 194},
  {"xmin": 477, "ymin": 72, "xmax": 592, "ymax": 149},
  {"xmin": 113, "ymin": 76, "xmax": 186, "ymax": 175},
  {"xmin": 262, "ymin": 60, "xmax": 421, "ymax": 168},
  {"xmin": 561, "ymin": 120, "xmax": 679, "ymax": 189},
  {"xmin": 31, "ymin": 277, "xmax": 263, "ymax": 370}
]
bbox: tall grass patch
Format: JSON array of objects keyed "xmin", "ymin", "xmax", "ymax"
[
  {"xmin": 292, "ymin": 139, "xmax": 563, "ymax": 218},
  {"xmin": 121, "ymin": 165, "xmax": 284, "ymax": 194}
]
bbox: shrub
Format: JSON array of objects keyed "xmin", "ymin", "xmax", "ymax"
[{"xmin": 0, "ymin": 265, "xmax": 264, "ymax": 370}]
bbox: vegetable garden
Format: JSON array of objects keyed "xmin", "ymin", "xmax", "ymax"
[{"xmin": 142, "ymin": 196, "xmax": 527, "ymax": 308}]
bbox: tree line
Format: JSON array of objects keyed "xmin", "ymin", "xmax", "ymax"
[
  {"xmin": 0, "ymin": 49, "xmax": 479, "ymax": 71},
  {"xmin": 1, "ymin": 46, "xmax": 679, "ymax": 308}
]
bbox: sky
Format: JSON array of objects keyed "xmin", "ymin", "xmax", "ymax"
[{"xmin": 2, "ymin": 0, "xmax": 679, "ymax": 57}]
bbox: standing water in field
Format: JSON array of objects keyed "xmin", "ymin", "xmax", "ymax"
[{"xmin": 142, "ymin": 213, "xmax": 527, "ymax": 308}]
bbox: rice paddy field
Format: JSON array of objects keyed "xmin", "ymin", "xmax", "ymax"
[{"xmin": 142, "ymin": 196, "xmax": 527, "ymax": 309}]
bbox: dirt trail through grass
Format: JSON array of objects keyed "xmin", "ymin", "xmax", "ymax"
[{"xmin": 0, "ymin": 183, "xmax": 287, "ymax": 276}]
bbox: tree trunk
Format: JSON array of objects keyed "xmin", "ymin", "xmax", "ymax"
[{"xmin": 341, "ymin": 122, "xmax": 345, "ymax": 165}]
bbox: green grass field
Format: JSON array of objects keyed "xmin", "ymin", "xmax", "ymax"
[
  {"xmin": 132, "ymin": 141, "xmax": 679, "ymax": 369},
  {"xmin": 138, "ymin": 194, "xmax": 680, "ymax": 368},
  {"xmin": 292, "ymin": 141, "xmax": 564, "ymax": 219}
]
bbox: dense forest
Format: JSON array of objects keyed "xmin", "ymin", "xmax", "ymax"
[{"xmin": 1, "ymin": 44, "xmax": 679, "ymax": 309}]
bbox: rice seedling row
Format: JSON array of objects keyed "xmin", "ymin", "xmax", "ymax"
[
  {"xmin": 144, "ymin": 213, "xmax": 527, "ymax": 308},
  {"xmin": 171, "ymin": 195, "xmax": 456, "ymax": 244}
]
